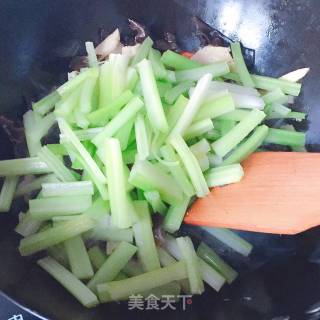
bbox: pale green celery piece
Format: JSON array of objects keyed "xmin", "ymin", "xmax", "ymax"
[
  {"xmin": 143, "ymin": 190, "xmax": 167, "ymax": 215},
  {"xmin": 160, "ymin": 145, "xmax": 195, "ymax": 197},
  {"xmin": 265, "ymin": 103, "xmax": 291, "ymax": 119},
  {"xmin": 74, "ymin": 112, "xmax": 89, "ymax": 129},
  {"xmin": 135, "ymin": 114, "xmax": 150, "ymax": 160},
  {"xmin": 29, "ymin": 195, "xmax": 92, "ymax": 220},
  {"xmin": 15, "ymin": 211, "xmax": 43, "ymax": 237},
  {"xmin": 203, "ymin": 227, "xmax": 253, "ymax": 256},
  {"xmin": 168, "ymin": 135, "xmax": 209, "ymax": 197},
  {"xmin": 99, "ymin": 60, "xmax": 113, "ymax": 107},
  {"xmin": 89, "ymin": 225, "xmax": 134, "ymax": 243},
  {"xmin": 97, "ymin": 260, "xmax": 187, "ymax": 302},
  {"xmin": 197, "ymin": 242, "xmax": 238, "ymax": 284},
  {"xmin": 148, "ymin": 48, "xmax": 167, "ymax": 80},
  {"xmin": 0, "ymin": 176, "xmax": 19, "ymax": 212},
  {"xmin": 74, "ymin": 128, "xmax": 104, "ymax": 141},
  {"xmin": 189, "ymin": 138, "xmax": 211, "ymax": 155},
  {"xmin": 262, "ymin": 88, "xmax": 288, "ymax": 105},
  {"xmin": 177, "ymin": 237, "xmax": 204, "ymax": 294},
  {"xmin": 38, "ymin": 112, "xmax": 57, "ymax": 137},
  {"xmin": 87, "ymin": 241, "xmax": 137, "ymax": 293},
  {"xmin": 47, "ymin": 144, "xmax": 68, "ymax": 156},
  {"xmin": 55, "ymin": 85, "xmax": 82, "ymax": 117},
  {"xmin": 138, "ymin": 282, "xmax": 181, "ymax": 301},
  {"xmin": 65, "ymin": 235, "xmax": 94, "ymax": 280},
  {"xmin": 132, "ymin": 201, "xmax": 161, "ymax": 271},
  {"xmin": 165, "ymin": 70, "xmax": 176, "ymax": 83},
  {"xmin": 156, "ymin": 81, "xmax": 173, "ymax": 97},
  {"xmin": 205, "ymin": 164, "xmax": 244, "ymax": 187},
  {"xmin": 175, "ymin": 62, "xmax": 229, "ymax": 82},
  {"xmin": 38, "ymin": 256, "xmax": 99, "ymax": 308},
  {"xmin": 163, "ymin": 196, "xmax": 191, "ymax": 233},
  {"xmin": 88, "ymin": 246, "xmax": 107, "ymax": 271},
  {"xmin": 41, "ymin": 181, "xmax": 94, "ymax": 197},
  {"xmin": 82, "ymin": 197, "xmax": 110, "ymax": 220},
  {"xmin": 114, "ymin": 117, "xmax": 135, "ymax": 151},
  {"xmin": 161, "ymin": 50, "xmax": 202, "ymax": 70},
  {"xmin": 137, "ymin": 59, "xmax": 168, "ymax": 133},
  {"xmin": 204, "ymin": 129, "xmax": 221, "ymax": 141},
  {"xmin": 195, "ymin": 93, "xmax": 235, "ymax": 121},
  {"xmin": 195, "ymin": 153, "xmax": 210, "ymax": 172},
  {"xmin": 115, "ymin": 272, "xmax": 128, "ymax": 281},
  {"xmin": 130, "ymin": 37, "xmax": 153, "ymax": 66},
  {"xmin": 57, "ymin": 67, "xmax": 98, "ymax": 97},
  {"xmin": 230, "ymin": 42, "xmax": 254, "ymax": 88},
  {"xmin": 0, "ymin": 157, "xmax": 51, "ymax": 177},
  {"xmin": 170, "ymin": 74, "xmax": 212, "ymax": 137},
  {"xmin": 23, "ymin": 111, "xmax": 42, "ymax": 157},
  {"xmin": 19, "ymin": 215, "xmax": 95, "ymax": 256},
  {"xmin": 223, "ymin": 125, "xmax": 269, "ymax": 165},
  {"xmin": 106, "ymin": 241, "xmax": 120, "ymax": 255},
  {"xmin": 104, "ymin": 138, "xmax": 134, "ymax": 229},
  {"xmin": 218, "ymin": 119, "xmax": 236, "ymax": 136},
  {"xmin": 85, "ymin": 42, "xmax": 98, "ymax": 67},
  {"xmin": 264, "ymin": 128, "xmax": 305, "ymax": 147},
  {"xmin": 164, "ymin": 80, "xmax": 194, "ymax": 105},
  {"xmin": 58, "ymin": 118, "xmax": 107, "ymax": 184},
  {"xmin": 33, "ymin": 91, "xmax": 60, "ymax": 116},
  {"xmin": 209, "ymin": 80, "xmax": 260, "ymax": 96},
  {"xmin": 223, "ymin": 72, "xmax": 301, "ymax": 96},
  {"xmin": 212, "ymin": 109, "xmax": 266, "ymax": 157},
  {"xmin": 126, "ymin": 67, "xmax": 139, "ymax": 91},
  {"xmin": 79, "ymin": 75, "xmax": 98, "ymax": 114},
  {"xmin": 284, "ymin": 111, "xmax": 306, "ymax": 121},
  {"xmin": 217, "ymin": 109, "xmax": 250, "ymax": 122},
  {"xmin": 38, "ymin": 146, "xmax": 76, "ymax": 182},
  {"xmin": 15, "ymin": 173, "xmax": 57, "ymax": 198},
  {"xmin": 123, "ymin": 259, "xmax": 144, "ymax": 276},
  {"xmin": 47, "ymin": 243, "xmax": 69, "ymax": 269},
  {"xmin": 184, "ymin": 119, "xmax": 214, "ymax": 140},
  {"xmin": 129, "ymin": 160, "xmax": 183, "ymax": 206},
  {"xmin": 92, "ymin": 96, "xmax": 144, "ymax": 146}
]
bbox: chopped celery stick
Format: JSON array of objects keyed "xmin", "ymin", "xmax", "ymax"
[
  {"xmin": 47, "ymin": 244, "xmax": 69, "ymax": 269},
  {"xmin": 156, "ymin": 81, "xmax": 173, "ymax": 97},
  {"xmin": 29, "ymin": 195, "xmax": 92, "ymax": 220},
  {"xmin": 82, "ymin": 197, "xmax": 110, "ymax": 220},
  {"xmin": 217, "ymin": 109, "xmax": 250, "ymax": 122},
  {"xmin": 160, "ymin": 145, "xmax": 195, "ymax": 197},
  {"xmin": 163, "ymin": 196, "xmax": 191, "ymax": 233},
  {"xmin": 189, "ymin": 139, "xmax": 211, "ymax": 155},
  {"xmin": 168, "ymin": 135, "xmax": 209, "ymax": 197},
  {"xmin": 15, "ymin": 173, "xmax": 57, "ymax": 197},
  {"xmin": 79, "ymin": 76, "xmax": 98, "ymax": 114},
  {"xmin": 38, "ymin": 256, "xmax": 98, "ymax": 308},
  {"xmin": 265, "ymin": 103, "xmax": 291, "ymax": 119},
  {"xmin": 90, "ymin": 226, "xmax": 133, "ymax": 243},
  {"xmin": 114, "ymin": 117, "xmax": 135, "ymax": 151},
  {"xmin": 15, "ymin": 211, "xmax": 43, "ymax": 237},
  {"xmin": 195, "ymin": 93, "xmax": 235, "ymax": 121},
  {"xmin": 184, "ymin": 119, "xmax": 214, "ymax": 140},
  {"xmin": 223, "ymin": 125, "xmax": 269, "ymax": 165},
  {"xmin": 65, "ymin": 235, "xmax": 94, "ymax": 279},
  {"xmin": 177, "ymin": 237, "xmax": 204, "ymax": 294},
  {"xmin": 38, "ymin": 146, "xmax": 76, "ymax": 182},
  {"xmin": 123, "ymin": 148, "xmax": 136, "ymax": 165},
  {"xmin": 58, "ymin": 118, "xmax": 106, "ymax": 184},
  {"xmin": 229, "ymin": 92, "xmax": 265, "ymax": 110},
  {"xmin": 104, "ymin": 138, "xmax": 134, "ymax": 228},
  {"xmin": 92, "ymin": 96, "xmax": 144, "ymax": 146},
  {"xmin": 87, "ymin": 90, "xmax": 134, "ymax": 126},
  {"xmin": 74, "ymin": 128, "xmax": 103, "ymax": 141},
  {"xmin": 87, "ymin": 241, "xmax": 137, "ymax": 293},
  {"xmin": 205, "ymin": 164, "xmax": 244, "ymax": 187},
  {"xmin": 129, "ymin": 160, "xmax": 183, "ymax": 206},
  {"xmin": 130, "ymin": 37, "xmax": 153, "ymax": 66},
  {"xmin": 0, "ymin": 157, "xmax": 51, "ymax": 176},
  {"xmin": 164, "ymin": 80, "xmax": 194, "ymax": 105},
  {"xmin": 99, "ymin": 60, "xmax": 113, "ymax": 107},
  {"xmin": 203, "ymin": 227, "xmax": 253, "ymax": 256},
  {"xmin": 175, "ymin": 62, "xmax": 229, "ymax": 82},
  {"xmin": 170, "ymin": 73, "xmax": 212, "ymax": 137},
  {"xmin": 224, "ymin": 72, "xmax": 301, "ymax": 96},
  {"xmin": 88, "ymin": 246, "xmax": 107, "ymax": 271},
  {"xmin": 262, "ymin": 88, "xmax": 288, "ymax": 105},
  {"xmin": 19, "ymin": 215, "xmax": 95, "ymax": 256},
  {"xmin": 0, "ymin": 176, "xmax": 19, "ymax": 212},
  {"xmin": 137, "ymin": 59, "xmax": 168, "ymax": 133},
  {"xmin": 33, "ymin": 91, "xmax": 60, "ymax": 116},
  {"xmin": 57, "ymin": 67, "xmax": 98, "ymax": 97},
  {"xmin": 204, "ymin": 129, "xmax": 221, "ymax": 141},
  {"xmin": 230, "ymin": 42, "xmax": 254, "ymax": 87},
  {"xmin": 123, "ymin": 259, "xmax": 144, "ymax": 276},
  {"xmin": 97, "ymin": 260, "xmax": 187, "ymax": 302},
  {"xmin": 161, "ymin": 50, "xmax": 202, "ymax": 70},
  {"xmin": 218, "ymin": 119, "xmax": 236, "ymax": 135},
  {"xmin": 285, "ymin": 111, "xmax": 306, "ymax": 121},
  {"xmin": 148, "ymin": 48, "xmax": 167, "ymax": 80},
  {"xmin": 212, "ymin": 109, "xmax": 266, "ymax": 157},
  {"xmin": 209, "ymin": 81, "xmax": 260, "ymax": 96},
  {"xmin": 46, "ymin": 143, "xmax": 68, "ymax": 155},
  {"xmin": 106, "ymin": 241, "xmax": 120, "ymax": 255},
  {"xmin": 197, "ymin": 242, "xmax": 238, "ymax": 284},
  {"xmin": 55, "ymin": 85, "xmax": 81, "ymax": 117},
  {"xmin": 135, "ymin": 114, "xmax": 150, "ymax": 160},
  {"xmin": 138, "ymin": 282, "xmax": 181, "ymax": 301},
  {"xmin": 23, "ymin": 111, "xmax": 42, "ymax": 157},
  {"xmin": 132, "ymin": 201, "xmax": 161, "ymax": 271},
  {"xmin": 165, "ymin": 70, "xmax": 176, "ymax": 83},
  {"xmin": 74, "ymin": 112, "xmax": 89, "ymax": 129},
  {"xmin": 144, "ymin": 190, "xmax": 167, "ymax": 215},
  {"xmin": 126, "ymin": 67, "xmax": 139, "ymax": 91},
  {"xmin": 41, "ymin": 181, "xmax": 94, "ymax": 197},
  {"xmin": 264, "ymin": 128, "xmax": 305, "ymax": 147},
  {"xmin": 85, "ymin": 42, "xmax": 98, "ymax": 67},
  {"xmin": 195, "ymin": 153, "xmax": 210, "ymax": 172}
]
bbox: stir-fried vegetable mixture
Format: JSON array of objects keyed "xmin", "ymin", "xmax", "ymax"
[{"xmin": 0, "ymin": 27, "xmax": 307, "ymax": 307}]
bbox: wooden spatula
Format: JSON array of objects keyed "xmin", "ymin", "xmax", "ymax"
[{"xmin": 185, "ymin": 152, "xmax": 320, "ymax": 235}]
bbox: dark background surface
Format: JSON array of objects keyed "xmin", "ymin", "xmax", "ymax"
[{"xmin": 0, "ymin": 0, "xmax": 320, "ymax": 319}]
